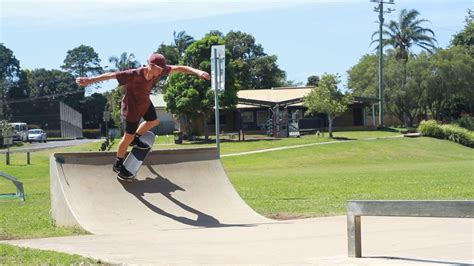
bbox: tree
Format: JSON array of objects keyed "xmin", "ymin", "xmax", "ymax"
[
  {"xmin": 27, "ymin": 69, "xmax": 83, "ymax": 110},
  {"xmin": 154, "ymin": 31, "xmax": 195, "ymax": 94},
  {"xmin": 348, "ymin": 52, "xmax": 424, "ymax": 126},
  {"xmin": 156, "ymin": 43, "xmax": 180, "ymax": 66},
  {"xmin": 372, "ymin": 9, "xmax": 437, "ymax": 62},
  {"xmin": 384, "ymin": 52, "xmax": 428, "ymax": 126},
  {"xmin": 108, "ymin": 52, "xmax": 140, "ymax": 71},
  {"xmin": 347, "ymin": 54, "xmax": 379, "ymax": 97},
  {"xmin": 206, "ymin": 30, "xmax": 224, "ymax": 38},
  {"xmin": 348, "ymin": 47, "xmax": 474, "ymax": 126},
  {"xmin": 6, "ymin": 69, "xmax": 83, "ymax": 128},
  {"xmin": 155, "ymin": 30, "xmax": 195, "ymax": 66},
  {"xmin": 165, "ymin": 35, "xmax": 237, "ymax": 139},
  {"xmin": 423, "ymin": 46, "xmax": 474, "ymax": 121},
  {"xmin": 304, "ymin": 74, "xmax": 352, "ymax": 137},
  {"xmin": 173, "ymin": 30, "xmax": 195, "ymax": 59},
  {"xmin": 7, "ymin": 70, "xmax": 31, "ymax": 120},
  {"xmin": 81, "ymin": 93, "xmax": 108, "ymax": 129},
  {"xmin": 103, "ymin": 87, "xmax": 124, "ymax": 129},
  {"xmin": 0, "ymin": 44, "xmax": 21, "ymax": 119},
  {"xmin": 248, "ymin": 55, "xmax": 286, "ymax": 89},
  {"xmin": 225, "ymin": 31, "xmax": 286, "ymax": 89},
  {"xmin": 61, "ymin": 45, "xmax": 103, "ymax": 77},
  {"xmin": 7, "ymin": 70, "xmax": 29, "ymax": 99},
  {"xmin": 282, "ymin": 80, "xmax": 303, "ymax": 87},
  {"xmin": 306, "ymin": 75, "xmax": 320, "ymax": 87},
  {"xmin": 451, "ymin": 9, "xmax": 474, "ymax": 56}
]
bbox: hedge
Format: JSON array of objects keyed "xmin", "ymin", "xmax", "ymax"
[{"xmin": 418, "ymin": 120, "xmax": 474, "ymax": 148}]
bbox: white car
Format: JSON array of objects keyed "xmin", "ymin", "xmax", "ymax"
[
  {"xmin": 10, "ymin": 122, "xmax": 29, "ymax": 142},
  {"xmin": 28, "ymin": 129, "xmax": 47, "ymax": 143}
]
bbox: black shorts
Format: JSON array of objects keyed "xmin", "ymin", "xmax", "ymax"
[{"xmin": 125, "ymin": 102, "xmax": 157, "ymax": 134}]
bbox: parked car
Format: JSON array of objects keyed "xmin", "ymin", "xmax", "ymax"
[
  {"xmin": 28, "ymin": 129, "xmax": 47, "ymax": 143},
  {"xmin": 10, "ymin": 122, "xmax": 29, "ymax": 142}
]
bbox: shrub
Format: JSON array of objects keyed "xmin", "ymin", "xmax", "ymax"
[
  {"xmin": 99, "ymin": 137, "xmax": 115, "ymax": 151},
  {"xmin": 418, "ymin": 120, "xmax": 474, "ymax": 148},
  {"xmin": 0, "ymin": 120, "xmax": 14, "ymax": 137},
  {"xmin": 417, "ymin": 120, "xmax": 443, "ymax": 138},
  {"xmin": 83, "ymin": 129, "xmax": 101, "ymax": 139},
  {"xmin": 440, "ymin": 124, "xmax": 474, "ymax": 147},
  {"xmin": 454, "ymin": 115, "xmax": 474, "ymax": 130}
]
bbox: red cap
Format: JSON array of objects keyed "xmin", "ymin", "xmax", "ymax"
[{"xmin": 148, "ymin": 53, "xmax": 167, "ymax": 68}]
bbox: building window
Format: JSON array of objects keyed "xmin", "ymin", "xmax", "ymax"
[
  {"xmin": 242, "ymin": 111, "xmax": 254, "ymax": 123},
  {"xmin": 256, "ymin": 111, "xmax": 267, "ymax": 126}
]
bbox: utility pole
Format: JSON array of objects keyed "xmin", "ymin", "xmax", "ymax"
[
  {"xmin": 103, "ymin": 107, "xmax": 110, "ymax": 138},
  {"xmin": 371, "ymin": 0, "xmax": 394, "ymax": 128},
  {"xmin": 211, "ymin": 45, "xmax": 225, "ymax": 158}
]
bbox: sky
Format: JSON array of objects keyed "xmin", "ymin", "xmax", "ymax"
[{"xmin": 0, "ymin": 0, "xmax": 471, "ymax": 94}]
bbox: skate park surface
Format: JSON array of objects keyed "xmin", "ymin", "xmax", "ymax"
[{"xmin": 3, "ymin": 148, "xmax": 473, "ymax": 265}]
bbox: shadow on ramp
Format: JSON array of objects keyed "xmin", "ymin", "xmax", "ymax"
[
  {"xmin": 119, "ymin": 165, "xmax": 255, "ymax": 228},
  {"xmin": 50, "ymin": 147, "xmax": 270, "ymax": 234}
]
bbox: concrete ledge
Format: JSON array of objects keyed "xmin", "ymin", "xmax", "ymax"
[
  {"xmin": 403, "ymin": 133, "xmax": 421, "ymax": 138},
  {"xmin": 347, "ymin": 200, "xmax": 474, "ymax": 258}
]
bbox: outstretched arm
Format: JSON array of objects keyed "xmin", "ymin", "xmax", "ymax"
[
  {"xmin": 76, "ymin": 72, "xmax": 117, "ymax": 87},
  {"xmin": 168, "ymin": 65, "xmax": 211, "ymax": 80}
]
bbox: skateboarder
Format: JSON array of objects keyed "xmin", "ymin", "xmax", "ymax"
[{"xmin": 76, "ymin": 53, "xmax": 211, "ymax": 180}]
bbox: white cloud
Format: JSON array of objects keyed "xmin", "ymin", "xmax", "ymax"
[{"xmin": 1, "ymin": 0, "xmax": 369, "ymax": 27}]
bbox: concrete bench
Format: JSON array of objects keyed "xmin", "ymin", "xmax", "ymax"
[{"xmin": 347, "ymin": 200, "xmax": 474, "ymax": 257}]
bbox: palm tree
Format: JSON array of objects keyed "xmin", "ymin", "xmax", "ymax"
[
  {"xmin": 108, "ymin": 52, "xmax": 140, "ymax": 71},
  {"xmin": 372, "ymin": 9, "xmax": 437, "ymax": 61},
  {"xmin": 173, "ymin": 31, "xmax": 194, "ymax": 59}
]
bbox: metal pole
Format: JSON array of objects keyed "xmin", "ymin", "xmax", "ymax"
[
  {"xmin": 372, "ymin": 104, "xmax": 376, "ymax": 127},
  {"xmin": 27, "ymin": 151, "xmax": 30, "ymax": 165},
  {"xmin": 214, "ymin": 48, "xmax": 221, "ymax": 158},
  {"xmin": 378, "ymin": 1, "xmax": 384, "ymax": 128},
  {"xmin": 6, "ymin": 147, "xmax": 10, "ymax": 165}
]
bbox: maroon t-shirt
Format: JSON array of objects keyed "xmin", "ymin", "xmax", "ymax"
[{"xmin": 116, "ymin": 66, "xmax": 170, "ymax": 122}]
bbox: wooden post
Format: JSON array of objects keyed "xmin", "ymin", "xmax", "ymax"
[{"xmin": 27, "ymin": 152, "xmax": 31, "ymax": 165}]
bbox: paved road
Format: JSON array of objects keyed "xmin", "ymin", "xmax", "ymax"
[{"xmin": 0, "ymin": 139, "xmax": 101, "ymax": 154}]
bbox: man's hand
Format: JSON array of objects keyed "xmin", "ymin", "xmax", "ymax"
[
  {"xmin": 76, "ymin": 77, "xmax": 93, "ymax": 87},
  {"xmin": 199, "ymin": 71, "xmax": 211, "ymax": 80}
]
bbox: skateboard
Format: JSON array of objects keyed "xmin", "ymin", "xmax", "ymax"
[{"xmin": 121, "ymin": 131, "xmax": 156, "ymax": 180}]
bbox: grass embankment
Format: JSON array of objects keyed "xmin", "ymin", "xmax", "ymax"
[
  {"xmin": 0, "ymin": 142, "xmax": 104, "ymax": 264},
  {"xmin": 0, "ymin": 142, "xmax": 101, "ymax": 239},
  {"xmin": 149, "ymin": 130, "xmax": 401, "ymax": 154},
  {"xmin": 0, "ymin": 244, "xmax": 103, "ymax": 265},
  {"xmin": 222, "ymin": 137, "xmax": 474, "ymax": 218}
]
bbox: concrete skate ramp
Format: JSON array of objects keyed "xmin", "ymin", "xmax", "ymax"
[{"xmin": 50, "ymin": 147, "xmax": 270, "ymax": 234}]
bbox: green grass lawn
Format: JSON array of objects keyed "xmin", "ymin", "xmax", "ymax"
[
  {"xmin": 222, "ymin": 137, "xmax": 474, "ymax": 218},
  {"xmin": 0, "ymin": 142, "xmax": 102, "ymax": 239},
  {"xmin": 150, "ymin": 130, "xmax": 401, "ymax": 154},
  {"xmin": 0, "ymin": 132, "xmax": 472, "ymax": 263},
  {"xmin": 0, "ymin": 244, "xmax": 104, "ymax": 265}
]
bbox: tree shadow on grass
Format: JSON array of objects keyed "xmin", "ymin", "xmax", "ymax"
[{"xmin": 331, "ymin": 136, "xmax": 356, "ymax": 141}]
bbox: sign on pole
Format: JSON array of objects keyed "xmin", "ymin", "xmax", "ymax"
[
  {"xmin": 103, "ymin": 111, "xmax": 110, "ymax": 122},
  {"xmin": 211, "ymin": 45, "xmax": 225, "ymax": 158},
  {"xmin": 211, "ymin": 45, "xmax": 225, "ymax": 92}
]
